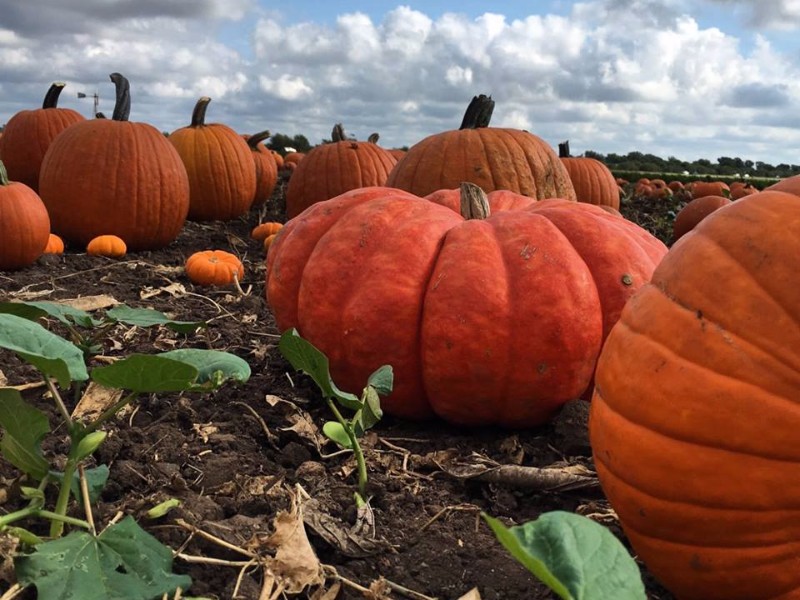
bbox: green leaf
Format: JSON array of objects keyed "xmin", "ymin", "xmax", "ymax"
[
  {"xmin": 52, "ymin": 465, "xmax": 110, "ymax": 507},
  {"xmin": 73, "ymin": 431, "xmax": 107, "ymax": 462},
  {"xmin": 359, "ymin": 386, "xmax": 383, "ymax": 431},
  {"xmin": 106, "ymin": 306, "xmax": 206, "ymax": 334},
  {"xmin": 483, "ymin": 511, "xmax": 646, "ymax": 600},
  {"xmin": 278, "ymin": 328, "xmax": 361, "ymax": 409},
  {"xmin": 0, "ymin": 300, "xmax": 101, "ymax": 327},
  {"xmin": 322, "ymin": 421, "xmax": 353, "ymax": 449},
  {"xmin": 0, "ymin": 388, "xmax": 50, "ymax": 480},
  {"xmin": 5, "ymin": 526, "xmax": 45, "ymax": 547},
  {"xmin": 0, "ymin": 313, "xmax": 89, "ymax": 386},
  {"xmin": 16, "ymin": 515, "xmax": 192, "ymax": 600},
  {"xmin": 367, "ymin": 365, "xmax": 393, "ymax": 396},
  {"xmin": 145, "ymin": 498, "xmax": 181, "ymax": 520},
  {"xmin": 158, "ymin": 349, "xmax": 251, "ymax": 387},
  {"xmin": 91, "ymin": 355, "xmax": 199, "ymax": 393}
]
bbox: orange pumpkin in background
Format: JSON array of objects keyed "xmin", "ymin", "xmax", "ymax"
[
  {"xmin": 386, "ymin": 94, "xmax": 576, "ymax": 201},
  {"xmin": 285, "ymin": 124, "xmax": 397, "ymax": 218},
  {"xmin": 246, "ymin": 130, "xmax": 279, "ymax": 207},
  {"xmin": 251, "ymin": 222, "xmax": 283, "ymax": 242},
  {"xmin": 558, "ymin": 140, "xmax": 620, "ymax": 210},
  {"xmin": 0, "ymin": 82, "xmax": 85, "ymax": 192},
  {"xmin": 86, "ymin": 234, "xmax": 127, "ymax": 258},
  {"xmin": 0, "ymin": 160, "xmax": 50, "ymax": 270},
  {"xmin": 43, "ymin": 233, "xmax": 65, "ymax": 255},
  {"xmin": 672, "ymin": 195, "xmax": 732, "ymax": 242},
  {"xmin": 169, "ymin": 97, "xmax": 256, "ymax": 221},
  {"xmin": 38, "ymin": 73, "xmax": 189, "ymax": 251}
]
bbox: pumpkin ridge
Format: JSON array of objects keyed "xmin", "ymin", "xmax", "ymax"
[{"xmin": 500, "ymin": 129, "xmax": 530, "ymax": 194}]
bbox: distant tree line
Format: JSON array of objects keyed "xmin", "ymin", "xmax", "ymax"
[{"xmin": 585, "ymin": 150, "xmax": 800, "ymax": 179}]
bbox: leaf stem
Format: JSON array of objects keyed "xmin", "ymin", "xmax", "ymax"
[
  {"xmin": 326, "ymin": 398, "xmax": 368, "ymax": 498},
  {"xmin": 85, "ymin": 390, "xmax": 138, "ymax": 433},
  {"xmin": 44, "ymin": 376, "xmax": 73, "ymax": 428},
  {"xmin": 0, "ymin": 505, "xmax": 90, "ymax": 531}
]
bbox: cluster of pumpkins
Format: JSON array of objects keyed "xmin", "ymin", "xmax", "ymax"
[{"xmin": 3, "ymin": 79, "xmax": 800, "ymax": 599}]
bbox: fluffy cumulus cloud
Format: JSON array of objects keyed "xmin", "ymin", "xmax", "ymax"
[{"xmin": 2, "ymin": 0, "xmax": 800, "ymax": 163}]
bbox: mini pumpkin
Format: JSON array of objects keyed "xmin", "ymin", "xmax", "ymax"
[
  {"xmin": 43, "ymin": 233, "xmax": 65, "ymax": 255},
  {"xmin": 87, "ymin": 234, "xmax": 127, "ymax": 257},
  {"xmin": 251, "ymin": 222, "xmax": 283, "ymax": 242},
  {"xmin": 589, "ymin": 190, "xmax": 800, "ymax": 600},
  {"xmin": 0, "ymin": 160, "xmax": 51, "ymax": 270},
  {"xmin": 185, "ymin": 250, "xmax": 244, "ymax": 286}
]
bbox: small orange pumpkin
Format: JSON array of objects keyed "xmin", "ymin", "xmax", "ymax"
[
  {"xmin": 87, "ymin": 234, "xmax": 127, "ymax": 257},
  {"xmin": 251, "ymin": 222, "xmax": 283, "ymax": 242},
  {"xmin": 263, "ymin": 233, "xmax": 280, "ymax": 252},
  {"xmin": 43, "ymin": 233, "xmax": 65, "ymax": 255},
  {"xmin": 185, "ymin": 250, "xmax": 244, "ymax": 286}
]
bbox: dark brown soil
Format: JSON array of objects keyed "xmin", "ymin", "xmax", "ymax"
[{"xmin": 0, "ymin": 179, "xmax": 681, "ymax": 600}]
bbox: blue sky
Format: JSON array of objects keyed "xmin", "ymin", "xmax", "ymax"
[{"xmin": 2, "ymin": 0, "xmax": 800, "ymax": 165}]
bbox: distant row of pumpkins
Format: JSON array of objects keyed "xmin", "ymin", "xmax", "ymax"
[{"xmin": 0, "ymin": 80, "xmax": 628, "ymax": 271}]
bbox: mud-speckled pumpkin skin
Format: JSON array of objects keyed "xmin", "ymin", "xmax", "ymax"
[
  {"xmin": 267, "ymin": 185, "xmax": 666, "ymax": 426},
  {"xmin": 589, "ymin": 190, "xmax": 800, "ymax": 600}
]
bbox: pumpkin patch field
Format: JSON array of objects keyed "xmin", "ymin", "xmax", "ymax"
[{"xmin": 0, "ymin": 165, "xmax": 701, "ymax": 600}]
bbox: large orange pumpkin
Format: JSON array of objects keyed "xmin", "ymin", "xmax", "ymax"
[
  {"xmin": 0, "ymin": 82, "xmax": 85, "ymax": 192},
  {"xmin": 284, "ymin": 124, "xmax": 397, "ymax": 218},
  {"xmin": 38, "ymin": 73, "xmax": 190, "ymax": 251},
  {"xmin": 170, "ymin": 97, "xmax": 257, "ymax": 221},
  {"xmin": 246, "ymin": 130, "xmax": 279, "ymax": 207},
  {"xmin": 0, "ymin": 160, "xmax": 50, "ymax": 270},
  {"xmin": 589, "ymin": 190, "xmax": 800, "ymax": 600},
  {"xmin": 557, "ymin": 141, "xmax": 620, "ymax": 210},
  {"xmin": 385, "ymin": 94, "xmax": 576, "ymax": 201},
  {"xmin": 267, "ymin": 184, "xmax": 666, "ymax": 425},
  {"xmin": 672, "ymin": 194, "xmax": 731, "ymax": 242}
]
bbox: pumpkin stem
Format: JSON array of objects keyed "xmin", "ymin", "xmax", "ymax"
[
  {"xmin": 459, "ymin": 182, "xmax": 491, "ymax": 220},
  {"xmin": 0, "ymin": 160, "xmax": 10, "ymax": 187},
  {"xmin": 42, "ymin": 82, "xmax": 67, "ymax": 109},
  {"xmin": 95, "ymin": 112, "xmax": 107, "ymax": 119},
  {"xmin": 190, "ymin": 97, "xmax": 212, "ymax": 127},
  {"xmin": 367, "ymin": 132, "xmax": 380, "ymax": 144},
  {"xmin": 558, "ymin": 140, "xmax": 571, "ymax": 158},
  {"xmin": 109, "ymin": 72, "xmax": 131, "ymax": 121},
  {"xmin": 459, "ymin": 94, "xmax": 494, "ymax": 130},
  {"xmin": 331, "ymin": 123, "xmax": 347, "ymax": 142},
  {"xmin": 247, "ymin": 129, "xmax": 271, "ymax": 149}
]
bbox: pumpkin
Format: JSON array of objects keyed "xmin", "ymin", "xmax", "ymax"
[
  {"xmin": 557, "ymin": 141, "xmax": 620, "ymax": 210},
  {"xmin": 385, "ymin": 94, "xmax": 576, "ymax": 201},
  {"xmin": 672, "ymin": 195, "xmax": 732, "ymax": 242},
  {"xmin": 267, "ymin": 183, "xmax": 666, "ymax": 425},
  {"xmin": 185, "ymin": 250, "xmax": 244, "ymax": 286},
  {"xmin": 589, "ymin": 190, "xmax": 800, "ymax": 600},
  {"xmin": 263, "ymin": 233, "xmax": 280, "ymax": 252},
  {"xmin": 729, "ymin": 181, "xmax": 758, "ymax": 199},
  {"xmin": 0, "ymin": 160, "xmax": 51, "ymax": 270},
  {"xmin": 0, "ymin": 83, "xmax": 85, "ymax": 193},
  {"xmin": 43, "ymin": 233, "xmax": 65, "ymax": 255},
  {"xmin": 169, "ymin": 97, "xmax": 257, "ymax": 221},
  {"xmin": 765, "ymin": 174, "xmax": 800, "ymax": 196},
  {"xmin": 271, "ymin": 150, "xmax": 285, "ymax": 169},
  {"xmin": 691, "ymin": 180, "xmax": 730, "ymax": 199},
  {"xmin": 86, "ymin": 234, "xmax": 126, "ymax": 258},
  {"xmin": 285, "ymin": 124, "xmax": 397, "ymax": 218},
  {"xmin": 251, "ymin": 222, "xmax": 283, "ymax": 242},
  {"xmin": 246, "ymin": 130, "xmax": 279, "ymax": 207},
  {"xmin": 283, "ymin": 151, "xmax": 305, "ymax": 167},
  {"xmin": 38, "ymin": 73, "xmax": 189, "ymax": 251}
]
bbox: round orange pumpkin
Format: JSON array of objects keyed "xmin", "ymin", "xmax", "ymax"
[
  {"xmin": 557, "ymin": 141, "xmax": 620, "ymax": 210},
  {"xmin": 267, "ymin": 184, "xmax": 666, "ymax": 425},
  {"xmin": 185, "ymin": 250, "xmax": 244, "ymax": 286},
  {"xmin": 385, "ymin": 94, "xmax": 576, "ymax": 201},
  {"xmin": 86, "ymin": 234, "xmax": 127, "ymax": 258},
  {"xmin": 691, "ymin": 180, "xmax": 730, "ymax": 199},
  {"xmin": 0, "ymin": 160, "xmax": 50, "ymax": 270},
  {"xmin": 246, "ymin": 130, "xmax": 279, "ymax": 207},
  {"xmin": 38, "ymin": 73, "xmax": 189, "ymax": 251},
  {"xmin": 170, "ymin": 97, "xmax": 257, "ymax": 221},
  {"xmin": 251, "ymin": 222, "xmax": 283, "ymax": 242},
  {"xmin": 285, "ymin": 124, "xmax": 397, "ymax": 218},
  {"xmin": 672, "ymin": 194, "xmax": 732, "ymax": 242},
  {"xmin": 589, "ymin": 190, "xmax": 800, "ymax": 600},
  {"xmin": 0, "ymin": 82, "xmax": 85, "ymax": 193},
  {"xmin": 43, "ymin": 233, "xmax": 65, "ymax": 255}
]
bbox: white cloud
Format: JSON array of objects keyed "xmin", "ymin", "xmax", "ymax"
[{"xmin": 2, "ymin": 0, "xmax": 800, "ymax": 164}]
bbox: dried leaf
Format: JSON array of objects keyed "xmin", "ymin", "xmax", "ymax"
[
  {"xmin": 58, "ymin": 294, "xmax": 119, "ymax": 312},
  {"xmin": 71, "ymin": 381, "xmax": 124, "ymax": 421},
  {"xmin": 457, "ymin": 587, "xmax": 482, "ymax": 600},
  {"xmin": 264, "ymin": 495, "xmax": 324, "ymax": 593}
]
